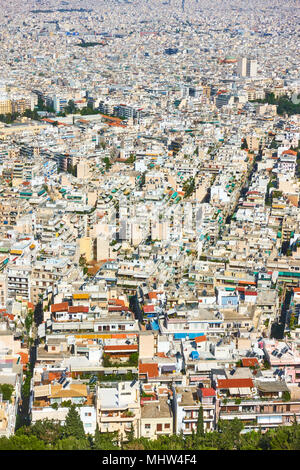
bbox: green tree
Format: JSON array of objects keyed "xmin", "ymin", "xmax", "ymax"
[
  {"xmin": 93, "ymin": 426, "xmax": 119, "ymax": 450},
  {"xmin": 54, "ymin": 436, "xmax": 90, "ymax": 450},
  {"xmin": 241, "ymin": 138, "xmax": 248, "ymax": 150},
  {"xmin": 269, "ymin": 426, "xmax": 292, "ymax": 450},
  {"xmin": 217, "ymin": 418, "xmax": 244, "ymax": 450},
  {"xmin": 0, "ymin": 384, "xmax": 14, "ymax": 402},
  {"xmin": 196, "ymin": 406, "xmax": 205, "ymax": 438},
  {"xmin": 65, "ymin": 100, "xmax": 77, "ymax": 114},
  {"xmin": 238, "ymin": 430, "xmax": 262, "ymax": 450},
  {"xmin": 63, "ymin": 404, "xmax": 86, "ymax": 440},
  {"xmin": 103, "ymin": 157, "xmax": 111, "ymax": 171},
  {"xmin": 25, "ymin": 311, "xmax": 33, "ymax": 334},
  {"xmin": 183, "ymin": 177, "xmax": 195, "ymax": 198},
  {"xmin": 17, "ymin": 419, "xmax": 64, "ymax": 446},
  {"xmin": 125, "ymin": 423, "xmax": 135, "ymax": 444},
  {"xmin": 0, "ymin": 435, "xmax": 48, "ymax": 450},
  {"xmin": 283, "ymin": 391, "xmax": 291, "ymax": 402}
]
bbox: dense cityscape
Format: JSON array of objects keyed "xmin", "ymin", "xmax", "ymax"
[{"xmin": 0, "ymin": 0, "xmax": 300, "ymax": 451}]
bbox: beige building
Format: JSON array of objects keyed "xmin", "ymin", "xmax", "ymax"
[
  {"xmin": 96, "ymin": 381, "xmax": 141, "ymax": 440},
  {"xmin": 79, "ymin": 237, "xmax": 94, "ymax": 263},
  {"xmin": 139, "ymin": 331, "xmax": 155, "ymax": 359},
  {"xmin": 95, "ymin": 237, "xmax": 110, "ymax": 261},
  {"xmin": 0, "ymin": 98, "xmax": 12, "ymax": 115},
  {"xmin": 77, "ymin": 160, "xmax": 91, "ymax": 179},
  {"xmin": 140, "ymin": 397, "xmax": 173, "ymax": 440}
]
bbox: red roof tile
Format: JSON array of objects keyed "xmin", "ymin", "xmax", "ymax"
[
  {"xmin": 241, "ymin": 358, "xmax": 259, "ymax": 367},
  {"xmin": 194, "ymin": 335, "xmax": 207, "ymax": 343},
  {"xmin": 108, "ymin": 299, "xmax": 126, "ymax": 307},
  {"xmin": 18, "ymin": 352, "xmax": 29, "ymax": 365},
  {"xmin": 156, "ymin": 352, "xmax": 167, "ymax": 358},
  {"xmin": 51, "ymin": 302, "xmax": 69, "ymax": 313},
  {"xmin": 139, "ymin": 363, "xmax": 159, "ymax": 379},
  {"xmin": 104, "ymin": 345, "xmax": 138, "ymax": 352},
  {"xmin": 68, "ymin": 306, "xmax": 89, "ymax": 313},
  {"xmin": 3, "ymin": 313, "xmax": 15, "ymax": 321},
  {"xmin": 217, "ymin": 378, "xmax": 254, "ymax": 389},
  {"xmin": 201, "ymin": 387, "xmax": 216, "ymax": 397},
  {"xmin": 143, "ymin": 305, "xmax": 155, "ymax": 313},
  {"xmin": 108, "ymin": 306, "xmax": 129, "ymax": 312},
  {"xmin": 148, "ymin": 292, "xmax": 158, "ymax": 300}
]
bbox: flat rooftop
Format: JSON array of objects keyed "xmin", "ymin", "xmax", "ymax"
[{"xmin": 141, "ymin": 398, "xmax": 172, "ymax": 419}]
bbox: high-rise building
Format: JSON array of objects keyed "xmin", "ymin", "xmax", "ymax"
[
  {"xmin": 238, "ymin": 57, "xmax": 257, "ymax": 78},
  {"xmin": 246, "ymin": 59, "xmax": 257, "ymax": 78},
  {"xmin": 237, "ymin": 57, "xmax": 247, "ymax": 77},
  {"xmin": 0, "ymin": 96, "xmax": 12, "ymax": 114}
]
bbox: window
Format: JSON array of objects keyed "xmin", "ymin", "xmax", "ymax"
[
  {"xmin": 156, "ymin": 424, "xmax": 162, "ymax": 432},
  {"xmin": 164, "ymin": 423, "xmax": 170, "ymax": 429},
  {"xmin": 145, "ymin": 424, "xmax": 151, "ymax": 429}
]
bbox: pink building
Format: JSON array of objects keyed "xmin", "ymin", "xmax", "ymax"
[{"xmin": 263, "ymin": 339, "xmax": 300, "ymax": 383}]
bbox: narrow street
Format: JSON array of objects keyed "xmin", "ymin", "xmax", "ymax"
[{"xmin": 271, "ymin": 288, "xmax": 292, "ymax": 340}]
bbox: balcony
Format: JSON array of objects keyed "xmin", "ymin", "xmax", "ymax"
[
  {"xmin": 220, "ymin": 407, "xmax": 299, "ymax": 416},
  {"xmin": 100, "ymin": 412, "xmax": 136, "ymax": 422},
  {"xmin": 183, "ymin": 412, "xmax": 214, "ymax": 422}
]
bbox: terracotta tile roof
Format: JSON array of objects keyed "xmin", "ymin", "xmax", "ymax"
[
  {"xmin": 47, "ymin": 372, "xmax": 63, "ymax": 382},
  {"xmin": 51, "ymin": 302, "xmax": 69, "ymax": 313},
  {"xmin": 68, "ymin": 306, "xmax": 89, "ymax": 313},
  {"xmin": 3, "ymin": 313, "xmax": 14, "ymax": 321},
  {"xmin": 108, "ymin": 299, "xmax": 126, "ymax": 307},
  {"xmin": 50, "ymin": 384, "xmax": 87, "ymax": 399},
  {"xmin": 156, "ymin": 352, "xmax": 167, "ymax": 358},
  {"xmin": 108, "ymin": 305, "xmax": 129, "ymax": 312},
  {"xmin": 241, "ymin": 358, "xmax": 259, "ymax": 367},
  {"xmin": 148, "ymin": 292, "xmax": 158, "ymax": 300},
  {"xmin": 139, "ymin": 362, "xmax": 159, "ymax": 379},
  {"xmin": 104, "ymin": 345, "xmax": 138, "ymax": 352},
  {"xmin": 201, "ymin": 387, "xmax": 216, "ymax": 397},
  {"xmin": 217, "ymin": 378, "xmax": 254, "ymax": 389},
  {"xmin": 18, "ymin": 352, "xmax": 28, "ymax": 365},
  {"xmin": 194, "ymin": 335, "xmax": 207, "ymax": 343},
  {"xmin": 143, "ymin": 305, "xmax": 155, "ymax": 313}
]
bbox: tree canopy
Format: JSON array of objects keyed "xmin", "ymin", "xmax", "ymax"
[{"xmin": 3, "ymin": 416, "xmax": 300, "ymax": 450}]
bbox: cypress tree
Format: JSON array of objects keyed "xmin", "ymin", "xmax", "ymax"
[
  {"xmin": 63, "ymin": 405, "xmax": 86, "ymax": 440},
  {"xmin": 196, "ymin": 406, "xmax": 204, "ymax": 438}
]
